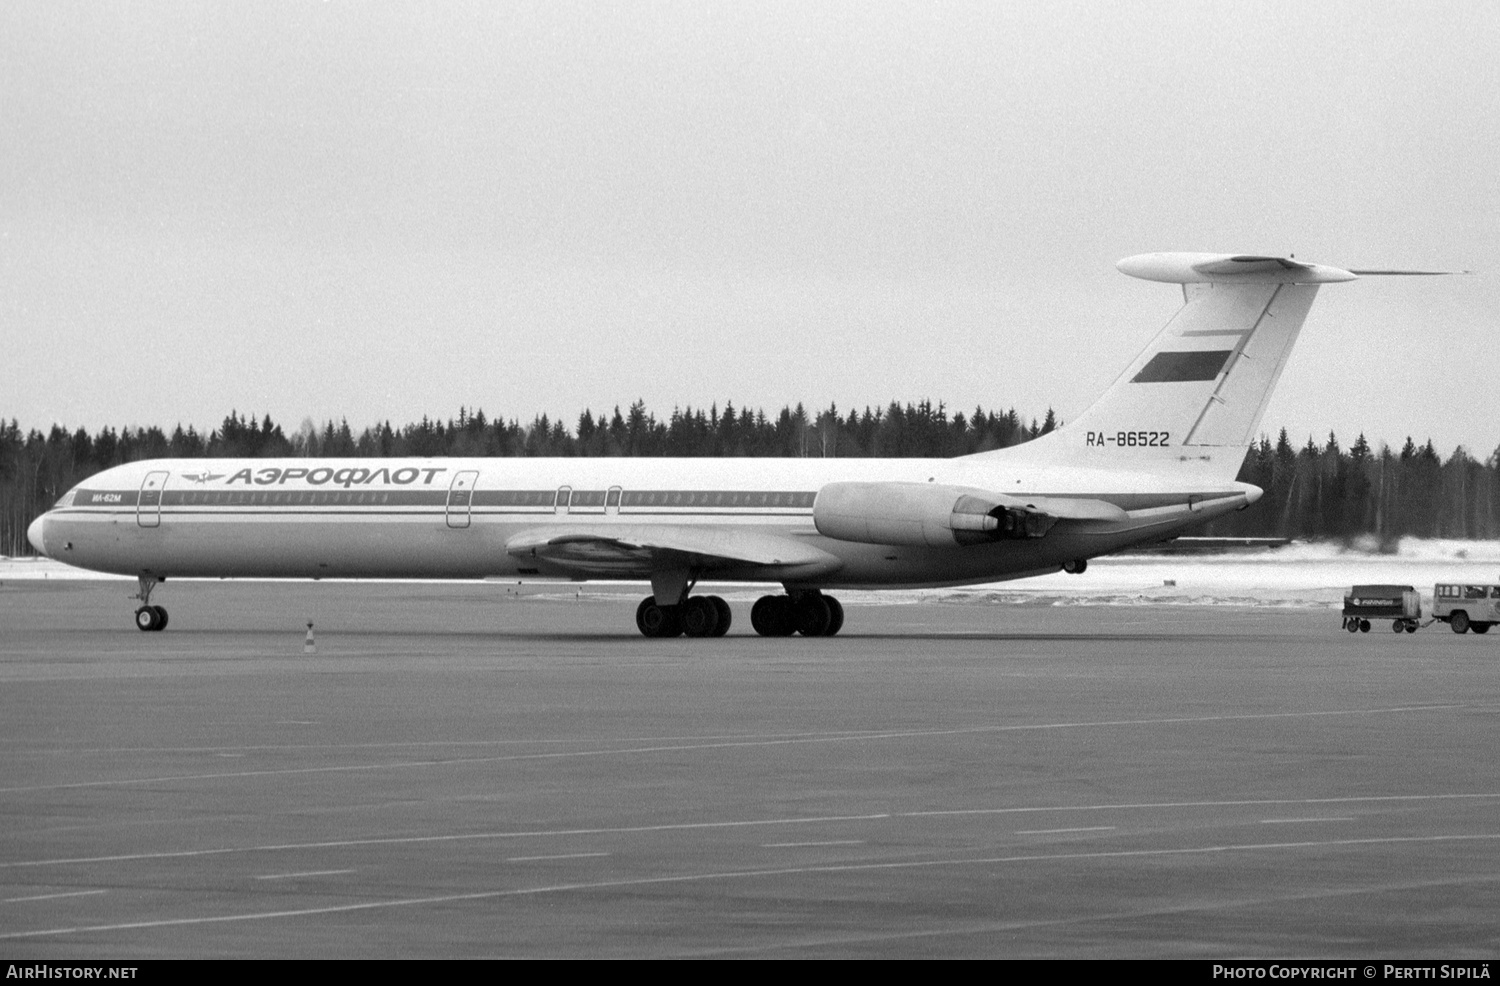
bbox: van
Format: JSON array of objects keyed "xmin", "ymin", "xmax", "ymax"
[{"xmin": 1431, "ymin": 584, "xmax": 1500, "ymax": 635}]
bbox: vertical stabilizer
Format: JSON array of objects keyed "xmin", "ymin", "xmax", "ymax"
[{"xmin": 983, "ymin": 253, "xmax": 1356, "ymax": 480}]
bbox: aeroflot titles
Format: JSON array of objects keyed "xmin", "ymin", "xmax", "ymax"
[{"xmin": 223, "ymin": 466, "xmax": 450, "ymax": 487}]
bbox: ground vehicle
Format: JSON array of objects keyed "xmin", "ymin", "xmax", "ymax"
[
  {"xmin": 1432, "ymin": 583, "xmax": 1500, "ymax": 634},
  {"xmin": 1342, "ymin": 585, "xmax": 1421, "ymax": 633}
]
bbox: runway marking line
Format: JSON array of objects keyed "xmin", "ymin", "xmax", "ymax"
[
  {"xmin": 3, "ymin": 890, "xmax": 107, "ymax": 904},
  {"xmin": 1015, "ymin": 827, "xmax": 1115, "ymax": 835},
  {"xmin": 6, "ymin": 792, "xmax": 1500, "ymax": 871},
  {"xmin": 507, "ymin": 853, "xmax": 611, "ymax": 863},
  {"xmin": 902, "ymin": 791, "xmax": 1500, "ymax": 819},
  {"xmin": 0, "ymin": 704, "xmax": 1460, "ymax": 795},
  {"xmin": 0, "ymin": 812, "xmax": 892, "ymax": 869},
  {"xmin": 254, "ymin": 869, "xmax": 355, "ymax": 880},
  {"xmin": 23, "ymin": 728, "xmax": 909, "ymax": 757},
  {"xmin": 6, "ymin": 831, "xmax": 1500, "ymax": 942},
  {"xmin": 684, "ymin": 872, "xmax": 1500, "ymax": 957},
  {"xmin": 1259, "ymin": 818, "xmax": 1355, "ymax": 825},
  {"xmin": 763, "ymin": 841, "xmax": 865, "ymax": 848}
]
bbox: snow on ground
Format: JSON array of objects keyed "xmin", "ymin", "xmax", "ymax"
[
  {"xmin": 5, "ymin": 539, "xmax": 1500, "ymax": 610},
  {"xmin": 940, "ymin": 539, "xmax": 1500, "ymax": 610}
]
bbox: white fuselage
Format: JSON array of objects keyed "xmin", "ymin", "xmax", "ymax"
[{"xmin": 29, "ymin": 450, "xmax": 1255, "ymax": 589}]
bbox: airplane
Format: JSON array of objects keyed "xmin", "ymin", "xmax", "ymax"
[{"xmin": 25, "ymin": 252, "xmax": 1446, "ymax": 637}]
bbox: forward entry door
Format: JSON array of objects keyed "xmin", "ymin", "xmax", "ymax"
[
  {"xmin": 446, "ymin": 471, "xmax": 479, "ymax": 529},
  {"xmin": 137, "ymin": 471, "xmax": 170, "ymax": 528}
]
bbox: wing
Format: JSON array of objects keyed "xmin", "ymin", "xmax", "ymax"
[{"xmin": 505, "ymin": 524, "xmax": 844, "ymax": 581}]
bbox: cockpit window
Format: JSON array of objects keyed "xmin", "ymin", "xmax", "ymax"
[{"xmin": 53, "ymin": 490, "xmax": 76, "ymax": 509}]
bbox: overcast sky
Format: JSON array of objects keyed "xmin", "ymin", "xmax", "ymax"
[{"xmin": 3, "ymin": 1, "xmax": 1496, "ymax": 456}]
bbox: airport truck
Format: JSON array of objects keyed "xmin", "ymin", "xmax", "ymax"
[
  {"xmin": 1342, "ymin": 585, "xmax": 1421, "ymax": 633},
  {"xmin": 1431, "ymin": 583, "xmax": 1500, "ymax": 635}
]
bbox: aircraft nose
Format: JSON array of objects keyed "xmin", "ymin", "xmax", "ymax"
[{"xmin": 27, "ymin": 514, "xmax": 48, "ymax": 557}]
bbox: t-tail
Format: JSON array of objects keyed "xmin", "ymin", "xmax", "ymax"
[{"xmin": 987, "ymin": 253, "xmax": 1361, "ymax": 482}]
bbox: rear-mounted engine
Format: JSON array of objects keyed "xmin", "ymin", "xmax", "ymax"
[{"xmin": 813, "ymin": 482, "xmax": 1055, "ymax": 548}]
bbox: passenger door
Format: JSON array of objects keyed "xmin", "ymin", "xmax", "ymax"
[
  {"xmin": 137, "ymin": 471, "xmax": 170, "ymax": 528},
  {"xmin": 446, "ymin": 470, "xmax": 479, "ymax": 529}
]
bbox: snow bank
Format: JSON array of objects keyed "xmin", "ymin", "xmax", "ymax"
[{"xmin": 5, "ymin": 538, "xmax": 1500, "ymax": 609}]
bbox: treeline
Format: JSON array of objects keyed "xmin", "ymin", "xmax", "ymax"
[
  {"xmin": 1202, "ymin": 430, "xmax": 1500, "ymax": 543},
  {"xmin": 0, "ymin": 401, "xmax": 1052, "ymax": 556},
  {"xmin": 3, "ymin": 406, "xmax": 1498, "ymax": 556}
]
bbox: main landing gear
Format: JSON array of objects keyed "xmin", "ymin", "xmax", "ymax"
[
  {"xmin": 749, "ymin": 592, "xmax": 844, "ymax": 637},
  {"xmin": 632, "ymin": 591, "xmax": 846, "ymax": 637},
  {"xmin": 636, "ymin": 595, "xmax": 732, "ymax": 638},
  {"xmin": 133, "ymin": 575, "xmax": 169, "ymax": 632}
]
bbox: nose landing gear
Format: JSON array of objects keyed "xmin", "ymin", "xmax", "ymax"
[{"xmin": 132, "ymin": 576, "xmax": 168, "ymax": 632}]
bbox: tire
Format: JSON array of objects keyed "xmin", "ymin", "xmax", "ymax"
[
  {"xmin": 1359, "ymin": 619, "xmax": 1370, "ymax": 633},
  {"xmin": 153, "ymin": 606, "xmax": 169, "ymax": 631},
  {"xmin": 770, "ymin": 596, "xmax": 797, "ymax": 636},
  {"xmin": 824, "ymin": 596, "xmax": 845, "ymax": 636},
  {"xmin": 1345, "ymin": 619, "xmax": 1358, "ymax": 633},
  {"xmin": 681, "ymin": 597, "xmax": 720, "ymax": 638},
  {"xmin": 794, "ymin": 594, "xmax": 832, "ymax": 637},
  {"xmin": 1474, "ymin": 622, "xmax": 1491, "ymax": 635},
  {"xmin": 656, "ymin": 605, "xmax": 684, "ymax": 638},
  {"xmin": 1405, "ymin": 623, "xmax": 1418, "ymax": 634},
  {"xmin": 750, "ymin": 596, "xmax": 776, "ymax": 636},
  {"xmin": 1451, "ymin": 611, "xmax": 1470, "ymax": 634},
  {"xmin": 751, "ymin": 595, "xmax": 795, "ymax": 636},
  {"xmin": 637, "ymin": 599, "xmax": 683, "ymax": 638},
  {"xmin": 134, "ymin": 606, "xmax": 158, "ymax": 632},
  {"xmin": 1392, "ymin": 620, "xmax": 1405, "ymax": 633},
  {"xmin": 708, "ymin": 596, "xmax": 732, "ymax": 637}
]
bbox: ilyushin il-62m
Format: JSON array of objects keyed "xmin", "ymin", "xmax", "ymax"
[{"xmin": 27, "ymin": 253, "xmax": 1450, "ymax": 637}]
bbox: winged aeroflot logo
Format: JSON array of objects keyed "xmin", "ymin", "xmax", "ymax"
[{"xmin": 179, "ymin": 471, "xmax": 226, "ymax": 484}]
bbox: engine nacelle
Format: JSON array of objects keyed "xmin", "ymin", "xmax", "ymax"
[{"xmin": 813, "ymin": 482, "xmax": 1055, "ymax": 548}]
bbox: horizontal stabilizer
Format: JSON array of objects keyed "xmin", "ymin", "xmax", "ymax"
[
  {"xmin": 1118, "ymin": 253, "xmax": 1356, "ymax": 284},
  {"xmin": 1346, "ymin": 268, "xmax": 1473, "ymax": 276}
]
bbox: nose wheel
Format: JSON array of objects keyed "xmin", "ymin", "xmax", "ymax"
[
  {"xmin": 131, "ymin": 576, "xmax": 169, "ymax": 631},
  {"xmin": 135, "ymin": 605, "xmax": 169, "ymax": 632}
]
